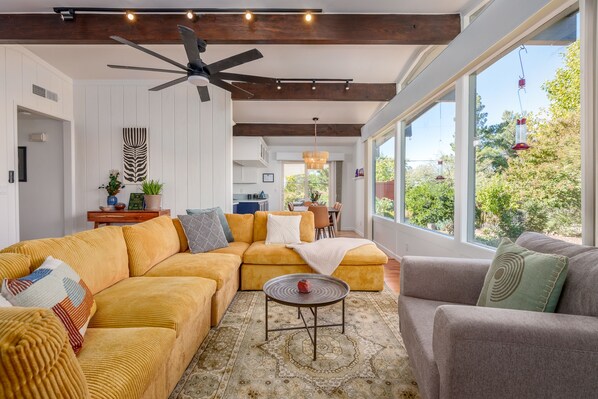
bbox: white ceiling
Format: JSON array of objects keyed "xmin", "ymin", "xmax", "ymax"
[
  {"xmin": 1, "ymin": 0, "xmax": 476, "ymax": 14},
  {"xmin": 16, "ymin": 0, "xmax": 480, "ymax": 137}
]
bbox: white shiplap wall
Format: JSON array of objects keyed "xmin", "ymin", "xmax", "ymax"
[
  {"xmin": 73, "ymin": 81, "xmax": 232, "ymax": 231},
  {"xmin": 0, "ymin": 46, "xmax": 74, "ymax": 248}
]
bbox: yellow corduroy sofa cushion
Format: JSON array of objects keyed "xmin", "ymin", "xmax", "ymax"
[
  {"xmin": 209, "ymin": 241, "xmax": 250, "ymax": 258},
  {"xmin": 122, "ymin": 216, "xmax": 181, "ymax": 276},
  {"xmin": 0, "ymin": 253, "xmax": 30, "ymax": 279},
  {"xmin": 225, "ymin": 213, "xmax": 255, "ymax": 243},
  {"xmin": 144, "ymin": 252, "xmax": 241, "ymax": 290},
  {"xmin": 1, "ymin": 227, "xmax": 129, "ymax": 295},
  {"xmin": 0, "ymin": 307, "xmax": 90, "ymax": 399},
  {"xmin": 253, "ymin": 211, "xmax": 315, "ymax": 243},
  {"xmin": 244, "ymin": 241, "xmax": 388, "ymax": 265},
  {"xmin": 78, "ymin": 327, "xmax": 175, "ymax": 399},
  {"xmin": 89, "ymin": 276, "xmax": 216, "ymax": 337}
]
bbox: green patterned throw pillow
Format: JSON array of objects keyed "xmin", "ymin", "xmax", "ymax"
[{"xmin": 477, "ymin": 238, "xmax": 568, "ymax": 312}]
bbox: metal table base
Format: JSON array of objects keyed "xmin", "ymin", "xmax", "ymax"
[{"xmin": 265, "ymin": 296, "xmax": 346, "ymax": 360}]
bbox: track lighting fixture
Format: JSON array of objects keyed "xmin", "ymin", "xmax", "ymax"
[
  {"xmin": 274, "ymin": 78, "xmax": 354, "ymax": 91},
  {"xmin": 59, "ymin": 9, "xmax": 75, "ymax": 21},
  {"xmin": 345, "ymin": 81, "xmax": 350, "ymax": 90},
  {"xmin": 312, "ymin": 81, "xmax": 316, "ymax": 90},
  {"xmin": 186, "ymin": 10, "xmax": 195, "ymax": 20},
  {"xmin": 305, "ymin": 12, "xmax": 313, "ymax": 22},
  {"xmin": 245, "ymin": 10, "xmax": 253, "ymax": 21},
  {"xmin": 125, "ymin": 11, "xmax": 136, "ymax": 21}
]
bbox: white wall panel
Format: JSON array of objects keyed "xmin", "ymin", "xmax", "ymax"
[
  {"xmin": 0, "ymin": 46, "xmax": 74, "ymax": 247},
  {"xmin": 73, "ymin": 81, "xmax": 233, "ymax": 230}
]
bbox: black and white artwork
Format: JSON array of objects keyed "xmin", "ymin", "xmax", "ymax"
[{"xmin": 122, "ymin": 127, "xmax": 148, "ymax": 184}]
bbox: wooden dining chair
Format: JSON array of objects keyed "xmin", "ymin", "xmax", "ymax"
[
  {"xmin": 308, "ymin": 205, "xmax": 329, "ymax": 240},
  {"xmin": 287, "ymin": 203, "xmax": 295, "ymax": 211},
  {"xmin": 328, "ymin": 202, "xmax": 343, "ymax": 237},
  {"xmin": 303, "ymin": 201, "xmax": 312, "ymax": 206}
]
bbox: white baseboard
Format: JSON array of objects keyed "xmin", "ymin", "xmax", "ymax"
[{"xmin": 373, "ymin": 240, "xmax": 401, "ymax": 261}]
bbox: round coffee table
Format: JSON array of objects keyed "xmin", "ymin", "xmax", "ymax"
[{"xmin": 263, "ymin": 273, "xmax": 350, "ymax": 360}]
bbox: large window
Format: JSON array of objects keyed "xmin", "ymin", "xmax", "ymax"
[
  {"xmin": 472, "ymin": 12, "xmax": 580, "ymax": 246},
  {"xmin": 283, "ymin": 163, "xmax": 330, "ymax": 206},
  {"xmin": 403, "ymin": 90, "xmax": 456, "ymax": 235},
  {"xmin": 373, "ymin": 131, "xmax": 395, "ymax": 219}
]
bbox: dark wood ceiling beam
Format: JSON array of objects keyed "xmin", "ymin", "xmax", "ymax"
[
  {"xmin": 0, "ymin": 14, "xmax": 460, "ymax": 45},
  {"xmin": 232, "ymin": 83, "xmax": 396, "ymax": 101},
  {"xmin": 234, "ymin": 124, "xmax": 362, "ymax": 137}
]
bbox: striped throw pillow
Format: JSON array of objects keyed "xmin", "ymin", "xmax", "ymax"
[{"xmin": 1, "ymin": 256, "xmax": 94, "ymax": 353}]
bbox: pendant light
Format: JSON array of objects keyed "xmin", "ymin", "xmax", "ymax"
[{"xmin": 303, "ymin": 117, "xmax": 329, "ymax": 169}]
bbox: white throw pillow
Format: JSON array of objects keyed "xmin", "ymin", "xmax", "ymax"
[{"xmin": 265, "ymin": 214, "xmax": 302, "ymax": 245}]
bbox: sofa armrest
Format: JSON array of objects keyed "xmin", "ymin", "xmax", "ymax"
[
  {"xmin": 433, "ymin": 305, "xmax": 598, "ymax": 398},
  {"xmin": 400, "ymin": 256, "xmax": 490, "ymax": 305}
]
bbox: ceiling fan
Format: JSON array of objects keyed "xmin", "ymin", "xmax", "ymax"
[{"xmin": 107, "ymin": 25, "xmax": 276, "ymax": 102}]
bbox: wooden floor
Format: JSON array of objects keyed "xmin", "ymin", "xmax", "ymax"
[{"xmin": 336, "ymin": 230, "xmax": 401, "ymax": 295}]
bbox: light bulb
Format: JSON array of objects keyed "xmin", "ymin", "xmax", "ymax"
[
  {"xmin": 345, "ymin": 81, "xmax": 350, "ymax": 90},
  {"xmin": 186, "ymin": 11, "xmax": 195, "ymax": 20},
  {"xmin": 312, "ymin": 81, "xmax": 316, "ymax": 90},
  {"xmin": 245, "ymin": 11, "xmax": 253, "ymax": 21},
  {"xmin": 276, "ymin": 81, "xmax": 282, "ymax": 90},
  {"xmin": 305, "ymin": 12, "xmax": 312, "ymax": 22},
  {"xmin": 125, "ymin": 11, "xmax": 136, "ymax": 21}
]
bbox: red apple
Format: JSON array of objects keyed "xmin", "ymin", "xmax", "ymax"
[{"xmin": 297, "ymin": 279, "xmax": 311, "ymax": 293}]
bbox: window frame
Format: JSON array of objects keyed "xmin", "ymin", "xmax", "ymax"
[{"xmin": 372, "ymin": 126, "xmax": 397, "ymax": 221}]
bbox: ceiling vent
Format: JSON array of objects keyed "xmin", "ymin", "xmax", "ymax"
[{"xmin": 32, "ymin": 84, "xmax": 59, "ymax": 103}]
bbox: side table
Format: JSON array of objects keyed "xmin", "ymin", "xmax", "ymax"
[{"xmin": 87, "ymin": 209, "xmax": 171, "ymax": 228}]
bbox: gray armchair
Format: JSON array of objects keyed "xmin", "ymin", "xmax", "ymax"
[{"xmin": 398, "ymin": 232, "xmax": 598, "ymax": 399}]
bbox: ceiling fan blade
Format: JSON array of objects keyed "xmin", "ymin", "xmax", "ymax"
[
  {"xmin": 206, "ymin": 49, "xmax": 263, "ymax": 75},
  {"xmin": 210, "ymin": 79, "xmax": 254, "ymax": 99},
  {"xmin": 110, "ymin": 35, "xmax": 191, "ymax": 72},
  {"xmin": 149, "ymin": 76, "xmax": 188, "ymax": 91},
  {"xmin": 177, "ymin": 25, "xmax": 203, "ymax": 69},
  {"xmin": 212, "ymin": 72, "xmax": 276, "ymax": 84},
  {"xmin": 108, "ymin": 64, "xmax": 187, "ymax": 74},
  {"xmin": 197, "ymin": 86, "xmax": 210, "ymax": 102}
]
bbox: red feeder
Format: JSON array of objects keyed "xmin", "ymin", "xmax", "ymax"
[
  {"xmin": 512, "ymin": 118, "xmax": 530, "ymax": 151},
  {"xmin": 435, "ymin": 160, "xmax": 446, "ymax": 181}
]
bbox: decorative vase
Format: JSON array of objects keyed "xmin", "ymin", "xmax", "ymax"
[
  {"xmin": 144, "ymin": 194, "xmax": 162, "ymax": 211},
  {"xmin": 107, "ymin": 195, "xmax": 118, "ymax": 206}
]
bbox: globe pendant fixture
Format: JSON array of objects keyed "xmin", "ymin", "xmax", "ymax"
[{"xmin": 303, "ymin": 117, "xmax": 329, "ymax": 169}]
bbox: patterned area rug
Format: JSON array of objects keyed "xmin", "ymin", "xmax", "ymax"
[{"xmin": 171, "ymin": 288, "xmax": 419, "ymax": 399}]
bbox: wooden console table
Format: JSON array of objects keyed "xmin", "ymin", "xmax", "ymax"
[{"xmin": 87, "ymin": 209, "xmax": 171, "ymax": 229}]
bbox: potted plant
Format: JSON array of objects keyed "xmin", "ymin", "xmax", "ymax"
[
  {"xmin": 309, "ymin": 189, "xmax": 321, "ymax": 205},
  {"xmin": 99, "ymin": 169, "xmax": 125, "ymax": 206},
  {"xmin": 141, "ymin": 179, "xmax": 164, "ymax": 210}
]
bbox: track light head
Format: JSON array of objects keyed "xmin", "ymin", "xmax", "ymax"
[
  {"xmin": 345, "ymin": 81, "xmax": 350, "ymax": 90},
  {"xmin": 305, "ymin": 12, "xmax": 313, "ymax": 22},
  {"xmin": 245, "ymin": 10, "xmax": 253, "ymax": 21},
  {"xmin": 60, "ymin": 9, "xmax": 75, "ymax": 21},
  {"xmin": 276, "ymin": 80, "xmax": 282, "ymax": 90},
  {"xmin": 186, "ymin": 10, "xmax": 195, "ymax": 20},
  {"xmin": 312, "ymin": 81, "xmax": 316, "ymax": 90},
  {"xmin": 125, "ymin": 11, "xmax": 136, "ymax": 21}
]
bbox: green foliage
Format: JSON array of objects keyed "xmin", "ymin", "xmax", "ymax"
[
  {"xmin": 141, "ymin": 179, "xmax": 164, "ymax": 195},
  {"xmin": 405, "ymin": 180, "xmax": 454, "ymax": 233},
  {"xmin": 375, "ymin": 197, "xmax": 395, "ymax": 219},
  {"xmin": 283, "ymin": 166, "xmax": 329, "ymax": 205},
  {"xmin": 99, "ymin": 169, "xmax": 125, "ymax": 196},
  {"xmin": 543, "ymin": 41, "xmax": 580, "ymax": 118},
  {"xmin": 375, "ymin": 155, "xmax": 394, "ymax": 182}
]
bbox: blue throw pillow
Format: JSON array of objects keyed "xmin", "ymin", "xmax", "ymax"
[{"xmin": 186, "ymin": 206, "xmax": 234, "ymax": 243}]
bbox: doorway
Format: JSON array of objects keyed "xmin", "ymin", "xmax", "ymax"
[{"xmin": 17, "ymin": 108, "xmax": 66, "ymax": 240}]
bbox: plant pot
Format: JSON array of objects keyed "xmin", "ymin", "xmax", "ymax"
[
  {"xmin": 144, "ymin": 194, "xmax": 162, "ymax": 211},
  {"xmin": 107, "ymin": 195, "xmax": 118, "ymax": 206}
]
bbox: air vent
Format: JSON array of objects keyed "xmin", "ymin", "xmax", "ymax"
[{"xmin": 32, "ymin": 84, "xmax": 59, "ymax": 103}]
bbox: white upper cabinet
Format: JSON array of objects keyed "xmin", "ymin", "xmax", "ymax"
[{"xmin": 233, "ymin": 137, "xmax": 269, "ymax": 167}]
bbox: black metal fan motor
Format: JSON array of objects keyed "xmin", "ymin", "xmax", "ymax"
[{"xmin": 107, "ymin": 25, "xmax": 276, "ymax": 102}]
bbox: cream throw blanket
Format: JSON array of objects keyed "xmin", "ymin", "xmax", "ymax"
[{"xmin": 286, "ymin": 238, "xmax": 374, "ymax": 275}]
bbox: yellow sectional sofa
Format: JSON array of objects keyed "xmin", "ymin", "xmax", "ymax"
[
  {"xmin": 0, "ymin": 211, "xmax": 387, "ymax": 398},
  {"xmin": 239, "ymin": 211, "xmax": 388, "ymax": 290}
]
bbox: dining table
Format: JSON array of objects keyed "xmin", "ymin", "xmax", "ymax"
[{"xmin": 294, "ymin": 206, "xmax": 340, "ymax": 236}]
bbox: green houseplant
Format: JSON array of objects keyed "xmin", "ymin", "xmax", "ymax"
[
  {"xmin": 141, "ymin": 179, "xmax": 164, "ymax": 210},
  {"xmin": 99, "ymin": 169, "xmax": 125, "ymax": 206}
]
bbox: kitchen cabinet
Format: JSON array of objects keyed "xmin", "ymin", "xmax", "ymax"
[
  {"xmin": 235, "ymin": 200, "xmax": 269, "ymax": 214},
  {"xmin": 233, "ymin": 137, "xmax": 269, "ymax": 167},
  {"xmin": 233, "ymin": 164, "xmax": 258, "ymax": 184}
]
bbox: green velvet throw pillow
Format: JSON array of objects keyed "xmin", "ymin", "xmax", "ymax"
[
  {"xmin": 477, "ymin": 238, "xmax": 568, "ymax": 312},
  {"xmin": 186, "ymin": 207, "xmax": 234, "ymax": 243}
]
